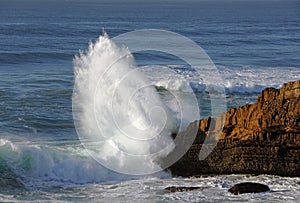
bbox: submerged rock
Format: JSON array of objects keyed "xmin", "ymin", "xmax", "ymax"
[
  {"xmin": 165, "ymin": 186, "xmax": 201, "ymax": 193},
  {"xmin": 165, "ymin": 80, "xmax": 300, "ymax": 177},
  {"xmin": 228, "ymin": 182, "xmax": 270, "ymax": 195}
]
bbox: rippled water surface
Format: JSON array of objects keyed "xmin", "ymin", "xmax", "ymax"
[{"xmin": 0, "ymin": 0, "xmax": 299, "ymax": 202}]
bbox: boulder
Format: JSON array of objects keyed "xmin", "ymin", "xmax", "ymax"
[{"xmin": 228, "ymin": 182, "xmax": 270, "ymax": 195}]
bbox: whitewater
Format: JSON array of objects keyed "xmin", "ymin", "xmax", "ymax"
[
  {"xmin": 73, "ymin": 33, "xmax": 180, "ymax": 175},
  {"xmin": 0, "ymin": 33, "xmax": 300, "ymax": 202},
  {"xmin": 1, "ymin": 0, "xmax": 300, "ymax": 201},
  {"xmin": 1, "ymin": 138, "xmax": 300, "ymax": 202}
]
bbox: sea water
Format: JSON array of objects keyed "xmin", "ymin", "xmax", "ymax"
[{"xmin": 0, "ymin": 0, "xmax": 300, "ymax": 202}]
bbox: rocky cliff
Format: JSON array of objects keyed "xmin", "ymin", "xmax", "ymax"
[{"xmin": 166, "ymin": 80, "xmax": 300, "ymax": 177}]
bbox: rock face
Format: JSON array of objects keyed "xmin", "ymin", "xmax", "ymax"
[
  {"xmin": 228, "ymin": 182, "xmax": 270, "ymax": 195},
  {"xmin": 166, "ymin": 80, "xmax": 300, "ymax": 177}
]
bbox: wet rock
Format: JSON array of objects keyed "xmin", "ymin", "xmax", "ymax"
[
  {"xmin": 228, "ymin": 182, "xmax": 270, "ymax": 195},
  {"xmin": 166, "ymin": 80, "xmax": 300, "ymax": 177},
  {"xmin": 165, "ymin": 186, "xmax": 201, "ymax": 192}
]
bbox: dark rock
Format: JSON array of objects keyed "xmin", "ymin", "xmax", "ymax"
[
  {"xmin": 165, "ymin": 186, "xmax": 201, "ymax": 193},
  {"xmin": 228, "ymin": 182, "xmax": 270, "ymax": 195},
  {"xmin": 165, "ymin": 80, "xmax": 300, "ymax": 177}
]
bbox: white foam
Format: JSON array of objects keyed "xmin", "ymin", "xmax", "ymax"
[
  {"xmin": 73, "ymin": 33, "xmax": 177, "ymax": 175},
  {"xmin": 0, "ymin": 138, "xmax": 171, "ymax": 188},
  {"xmin": 140, "ymin": 65, "xmax": 300, "ymax": 94}
]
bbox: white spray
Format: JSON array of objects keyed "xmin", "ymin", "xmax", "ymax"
[{"xmin": 73, "ymin": 33, "xmax": 176, "ymax": 175}]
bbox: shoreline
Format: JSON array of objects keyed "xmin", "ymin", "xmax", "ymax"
[{"xmin": 165, "ymin": 80, "xmax": 300, "ymax": 177}]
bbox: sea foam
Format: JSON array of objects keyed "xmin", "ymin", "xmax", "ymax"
[{"xmin": 140, "ymin": 65, "xmax": 300, "ymax": 94}]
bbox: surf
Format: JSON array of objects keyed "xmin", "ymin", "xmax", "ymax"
[
  {"xmin": 72, "ymin": 33, "xmax": 177, "ymax": 175},
  {"xmin": 0, "ymin": 138, "xmax": 134, "ymax": 188}
]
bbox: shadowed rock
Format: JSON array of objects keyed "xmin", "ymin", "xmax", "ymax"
[{"xmin": 228, "ymin": 182, "xmax": 270, "ymax": 195}]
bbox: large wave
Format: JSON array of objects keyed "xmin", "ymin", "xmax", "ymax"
[{"xmin": 0, "ymin": 138, "xmax": 137, "ymax": 188}]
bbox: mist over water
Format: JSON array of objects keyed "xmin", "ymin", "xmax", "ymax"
[{"xmin": 73, "ymin": 33, "xmax": 177, "ymax": 175}]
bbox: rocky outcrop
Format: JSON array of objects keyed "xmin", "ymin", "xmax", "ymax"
[
  {"xmin": 228, "ymin": 182, "xmax": 270, "ymax": 195},
  {"xmin": 166, "ymin": 80, "xmax": 300, "ymax": 177}
]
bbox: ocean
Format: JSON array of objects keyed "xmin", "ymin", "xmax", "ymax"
[{"xmin": 0, "ymin": 0, "xmax": 300, "ymax": 202}]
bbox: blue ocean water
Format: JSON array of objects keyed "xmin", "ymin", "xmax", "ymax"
[{"xmin": 0, "ymin": 0, "xmax": 300, "ymax": 202}]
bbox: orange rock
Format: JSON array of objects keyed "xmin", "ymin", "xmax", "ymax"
[{"xmin": 167, "ymin": 80, "xmax": 300, "ymax": 177}]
